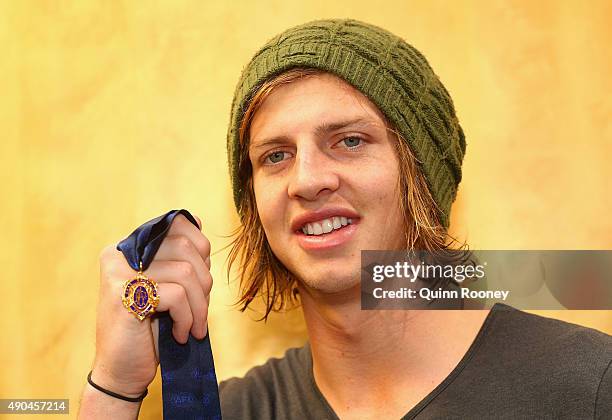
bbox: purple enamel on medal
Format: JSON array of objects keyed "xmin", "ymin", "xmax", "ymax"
[
  {"xmin": 122, "ymin": 276, "xmax": 160, "ymax": 321},
  {"xmin": 134, "ymin": 285, "xmax": 149, "ymax": 308}
]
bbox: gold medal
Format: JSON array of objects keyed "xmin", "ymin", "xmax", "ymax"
[{"xmin": 122, "ymin": 262, "xmax": 160, "ymax": 321}]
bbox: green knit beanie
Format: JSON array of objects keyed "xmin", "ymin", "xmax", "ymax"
[{"xmin": 227, "ymin": 19, "xmax": 466, "ymax": 228}]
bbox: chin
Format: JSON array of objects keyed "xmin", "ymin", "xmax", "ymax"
[{"xmin": 297, "ymin": 267, "xmax": 362, "ymax": 295}]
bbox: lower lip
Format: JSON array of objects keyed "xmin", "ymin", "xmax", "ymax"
[{"xmin": 296, "ymin": 223, "xmax": 358, "ymax": 251}]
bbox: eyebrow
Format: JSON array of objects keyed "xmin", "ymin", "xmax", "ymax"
[{"xmin": 249, "ymin": 117, "xmax": 377, "ymax": 150}]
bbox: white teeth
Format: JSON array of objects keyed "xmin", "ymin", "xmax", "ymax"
[
  {"xmin": 322, "ymin": 219, "xmax": 333, "ymax": 233},
  {"xmin": 332, "ymin": 217, "xmax": 341, "ymax": 229},
  {"xmin": 301, "ymin": 216, "xmax": 355, "ymax": 236}
]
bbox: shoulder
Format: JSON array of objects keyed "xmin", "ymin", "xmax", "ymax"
[
  {"xmin": 488, "ymin": 303, "xmax": 612, "ymax": 361},
  {"xmin": 438, "ymin": 304, "xmax": 612, "ymax": 417},
  {"xmin": 219, "ymin": 344, "xmax": 317, "ymax": 419},
  {"xmin": 481, "ymin": 304, "xmax": 612, "ymax": 410}
]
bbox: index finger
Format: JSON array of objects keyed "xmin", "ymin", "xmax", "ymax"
[{"xmin": 167, "ymin": 214, "xmax": 210, "ymax": 261}]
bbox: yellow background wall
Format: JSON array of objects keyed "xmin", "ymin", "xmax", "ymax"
[{"xmin": 1, "ymin": 1, "xmax": 610, "ymax": 418}]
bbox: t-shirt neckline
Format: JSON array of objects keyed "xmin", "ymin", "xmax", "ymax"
[{"xmin": 305, "ymin": 302, "xmax": 509, "ymax": 419}]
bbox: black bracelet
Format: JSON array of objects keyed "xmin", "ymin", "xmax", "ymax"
[{"xmin": 87, "ymin": 371, "xmax": 148, "ymax": 403}]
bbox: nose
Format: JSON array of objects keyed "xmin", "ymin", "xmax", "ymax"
[{"xmin": 287, "ymin": 144, "xmax": 340, "ymax": 201}]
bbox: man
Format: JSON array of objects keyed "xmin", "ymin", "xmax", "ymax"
[
  {"xmin": 80, "ymin": 19, "xmax": 611, "ymax": 419},
  {"xmin": 220, "ymin": 19, "xmax": 612, "ymax": 419}
]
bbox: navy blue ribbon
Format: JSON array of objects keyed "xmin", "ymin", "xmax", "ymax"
[{"xmin": 117, "ymin": 209, "xmax": 222, "ymax": 419}]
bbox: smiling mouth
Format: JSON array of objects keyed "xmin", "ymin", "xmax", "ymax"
[{"xmin": 299, "ymin": 216, "xmax": 354, "ymax": 236}]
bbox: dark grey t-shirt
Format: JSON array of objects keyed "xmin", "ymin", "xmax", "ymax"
[{"xmin": 219, "ymin": 304, "xmax": 612, "ymax": 419}]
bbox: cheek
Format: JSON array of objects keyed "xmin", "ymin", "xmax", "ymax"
[
  {"xmin": 362, "ymin": 165, "xmax": 405, "ymax": 244},
  {"xmin": 363, "ymin": 162, "xmax": 401, "ymax": 207},
  {"xmin": 253, "ymin": 176, "xmax": 285, "ymax": 237}
]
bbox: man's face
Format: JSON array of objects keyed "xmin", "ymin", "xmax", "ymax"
[{"xmin": 249, "ymin": 73, "xmax": 406, "ymax": 294}]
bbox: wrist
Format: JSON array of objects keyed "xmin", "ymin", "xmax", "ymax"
[
  {"xmin": 89, "ymin": 369, "xmax": 149, "ymax": 399},
  {"xmin": 79, "ymin": 385, "xmax": 142, "ymax": 420}
]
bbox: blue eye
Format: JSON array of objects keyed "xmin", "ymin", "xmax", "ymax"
[
  {"xmin": 342, "ymin": 137, "xmax": 362, "ymax": 148},
  {"xmin": 265, "ymin": 151, "xmax": 286, "ymax": 164}
]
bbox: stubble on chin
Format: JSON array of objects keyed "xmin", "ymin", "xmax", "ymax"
[{"xmin": 295, "ymin": 266, "xmax": 362, "ymax": 296}]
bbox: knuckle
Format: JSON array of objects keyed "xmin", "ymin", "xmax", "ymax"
[
  {"xmin": 174, "ymin": 214, "xmax": 190, "ymax": 229},
  {"xmin": 175, "ymin": 261, "xmax": 195, "ymax": 279},
  {"xmin": 167, "ymin": 284, "xmax": 189, "ymax": 310},
  {"xmin": 174, "ymin": 284, "xmax": 188, "ymax": 302},
  {"xmin": 191, "ymin": 235, "xmax": 210, "ymax": 260},
  {"xmin": 199, "ymin": 236, "xmax": 211, "ymax": 256},
  {"xmin": 177, "ymin": 235, "xmax": 193, "ymax": 251},
  {"xmin": 203, "ymin": 272, "xmax": 213, "ymax": 294}
]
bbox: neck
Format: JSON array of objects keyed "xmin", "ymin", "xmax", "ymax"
[{"xmin": 297, "ymin": 282, "xmax": 491, "ymax": 417}]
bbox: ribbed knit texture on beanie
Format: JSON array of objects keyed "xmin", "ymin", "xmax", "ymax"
[{"xmin": 227, "ymin": 19, "xmax": 466, "ymax": 228}]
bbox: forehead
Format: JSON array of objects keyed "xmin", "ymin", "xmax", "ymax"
[{"xmin": 249, "ymin": 73, "xmax": 387, "ymax": 145}]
